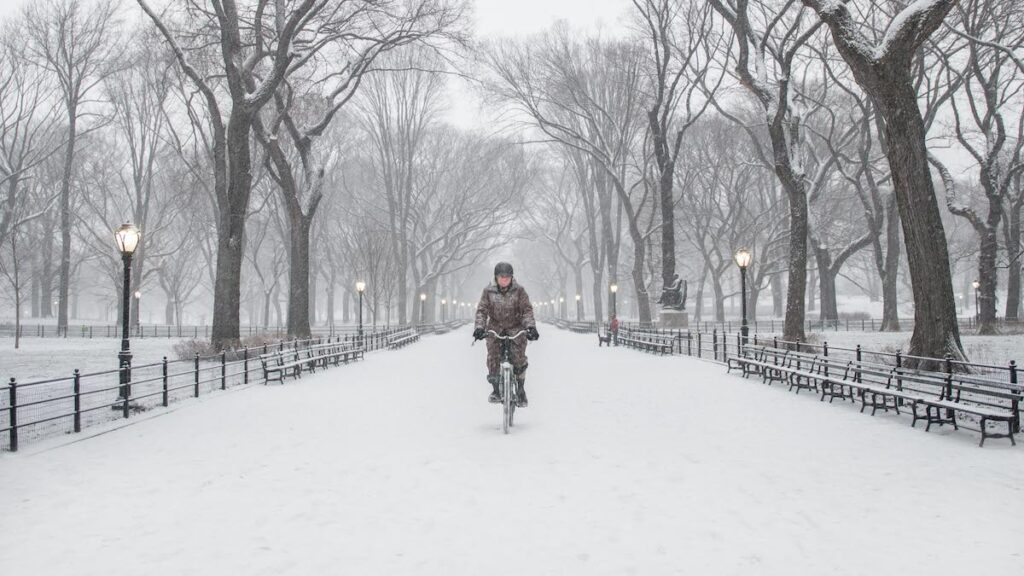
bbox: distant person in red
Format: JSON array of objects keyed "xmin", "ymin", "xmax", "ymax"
[{"xmin": 609, "ymin": 314, "xmax": 619, "ymax": 345}]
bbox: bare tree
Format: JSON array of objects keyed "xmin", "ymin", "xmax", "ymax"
[
  {"xmin": 631, "ymin": 0, "xmax": 721, "ymax": 311},
  {"xmin": 24, "ymin": 0, "xmax": 120, "ymax": 331},
  {"xmin": 137, "ymin": 0, "xmax": 345, "ymax": 347},
  {"xmin": 485, "ymin": 29, "xmax": 655, "ymax": 323},
  {"xmin": 0, "ymin": 25, "xmax": 63, "ymax": 251},
  {"xmin": 936, "ymin": 0, "xmax": 1024, "ymax": 333},
  {"xmin": 803, "ymin": 0, "xmax": 967, "ymax": 362},
  {"xmin": 707, "ymin": 0, "xmax": 824, "ymax": 342}
]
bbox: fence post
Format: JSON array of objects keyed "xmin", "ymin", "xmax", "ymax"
[
  {"xmin": 194, "ymin": 353, "xmax": 200, "ymax": 397},
  {"xmin": 73, "ymin": 369, "xmax": 82, "ymax": 433},
  {"xmin": 712, "ymin": 329, "xmax": 718, "ymax": 361},
  {"xmin": 121, "ymin": 361, "xmax": 130, "ymax": 419},
  {"xmin": 221, "ymin": 350, "xmax": 227, "ymax": 390},
  {"xmin": 1010, "ymin": 360, "xmax": 1019, "ymax": 433},
  {"xmin": 895, "ymin": 350, "xmax": 903, "ymax": 391},
  {"xmin": 243, "ymin": 347, "xmax": 249, "ymax": 385},
  {"xmin": 823, "ymin": 341, "xmax": 829, "ymax": 379},
  {"xmin": 687, "ymin": 330, "xmax": 692, "ymax": 356},
  {"xmin": 697, "ymin": 331, "xmax": 702, "ymax": 358},
  {"xmin": 8, "ymin": 378, "xmax": 17, "ymax": 452},
  {"xmin": 943, "ymin": 353, "xmax": 955, "ymax": 420},
  {"xmin": 162, "ymin": 357, "xmax": 169, "ymax": 407}
]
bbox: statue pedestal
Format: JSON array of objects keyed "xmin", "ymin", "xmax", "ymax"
[{"xmin": 659, "ymin": 309, "xmax": 689, "ymax": 328}]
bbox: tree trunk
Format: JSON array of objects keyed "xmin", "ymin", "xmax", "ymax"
[
  {"xmin": 57, "ymin": 108, "xmax": 78, "ymax": 331},
  {"xmin": 748, "ymin": 269, "xmax": 762, "ymax": 322},
  {"xmin": 1006, "ymin": 200, "xmax": 1021, "ymax": 320},
  {"xmin": 650, "ymin": 109, "xmax": 677, "ymax": 308},
  {"xmin": 326, "ymin": 270, "xmax": 336, "ymax": 328},
  {"xmin": 309, "ymin": 263, "xmax": 318, "ymax": 328},
  {"xmin": 263, "ymin": 290, "xmax": 272, "ymax": 329},
  {"xmin": 814, "ymin": 245, "xmax": 839, "ymax": 323},
  {"xmin": 806, "ymin": 0, "xmax": 964, "ymax": 362},
  {"xmin": 711, "ymin": 273, "xmax": 725, "ymax": 322},
  {"xmin": 30, "ymin": 273, "xmax": 39, "ymax": 318},
  {"xmin": 342, "ymin": 290, "xmax": 350, "ymax": 325},
  {"xmin": 976, "ymin": 223, "xmax": 1000, "ymax": 334},
  {"xmin": 877, "ymin": 81, "xmax": 964, "ymax": 361},
  {"xmin": 694, "ymin": 268, "xmax": 706, "ymax": 323},
  {"xmin": 880, "ymin": 194, "xmax": 902, "ymax": 331},
  {"xmin": 630, "ymin": 234, "xmax": 653, "ymax": 325},
  {"xmin": 286, "ymin": 215, "xmax": 312, "ymax": 338},
  {"xmin": 211, "ymin": 111, "xmax": 255, "ymax": 347},
  {"xmin": 41, "ymin": 220, "xmax": 54, "ymax": 317},
  {"xmin": 574, "ymin": 265, "xmax": 584, "ymax": 322},
  {"xmin": 783, "ymin": 185, "xmax": 808, "ymax": 341},
  {"xmin": 807, "ymin": 268, "xmax": 817, "ymax": 313},
  {"xmin": 771, "ymin": 270, "xmax": 784, "ymax": 317}
]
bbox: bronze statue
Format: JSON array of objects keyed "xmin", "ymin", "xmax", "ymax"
[{"xmin": 658, "ymin": 273, "xmax": 687, "ymax": 311}]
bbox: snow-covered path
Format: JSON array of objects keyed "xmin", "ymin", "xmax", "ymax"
[{"xmin": 2, "ymin": 328, "xmax": 1022, "ymax": 575}]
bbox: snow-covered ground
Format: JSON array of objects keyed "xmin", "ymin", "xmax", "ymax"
[
  {"xmin": 793, "ymin": 331, "xmax": 1024, "ymax": 368},
  {"xmin": 1, "ymin": 328, "xmax": 1022, "ymax": 575},
  {"xmin": 0, "ymin": 337, "xmax": 188, "ymax": 383}
]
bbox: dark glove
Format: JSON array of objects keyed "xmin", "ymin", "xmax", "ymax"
[
  {"xmin": 473, "ymin": 328, "xmax": 486, "ymax": 341},
  {"xmin": 526, "ymin": 326, "xmax": 539, "ymax": 341}
]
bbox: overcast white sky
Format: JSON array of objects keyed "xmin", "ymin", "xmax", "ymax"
[
  {"xmin": 0, "ymin": 0, "xmax": 630, "ymax": 128},
  {"xmin": 0, "ymin": 0, "xmax": 631, "ymax": 34}
]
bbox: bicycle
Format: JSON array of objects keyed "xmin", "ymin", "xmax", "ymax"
[{"xmin": 474, "ymin": 329, "xmax": 527, "ymax": 434}]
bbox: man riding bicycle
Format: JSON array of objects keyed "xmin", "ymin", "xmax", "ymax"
[{"xmin": 473, "ymin": 262, "xmax": 539, "ymax": 407}]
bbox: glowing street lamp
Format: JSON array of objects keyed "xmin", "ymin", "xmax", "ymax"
[
  {"xmin": 114, "ymin": 223, "xmax": 141, "ymax": 409},
  {"xmin": 734, "ymin": 248, "xmax": 752, "ymax": 344},
  {"xmin": 609, "ymin": 283, "xmax": 618, "ymax": 317}
]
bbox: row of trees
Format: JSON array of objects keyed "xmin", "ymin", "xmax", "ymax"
[
  {"xmin": 1, "ymin": 0, "xmax": 1021, "ymax": 366},
  {"xmin": 491, "ymin": 0, "xmax": 1022, "ymax": 364},
  {"xmin": 1, "ymin": 0, "xmax": 530, "ymax": 347}
]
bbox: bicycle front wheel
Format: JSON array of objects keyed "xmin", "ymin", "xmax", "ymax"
[{"xmin": 502, "ymin": 366, "xmax": 513, "ymax": 434}]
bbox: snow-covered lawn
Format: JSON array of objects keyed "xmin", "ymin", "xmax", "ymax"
[
  {"xmin": 795, "ymin": 331, "xmax": 1024, "ymax": 367},
  {"xmin": 1, "ymin": 328, "xmax": 1022, "ymax": 575},
  {"xmin": 0, "ymin": 337, "xmax": 189, "ymax": 383}
]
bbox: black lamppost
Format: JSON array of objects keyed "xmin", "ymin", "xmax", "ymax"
[
  {"xmin": 114, "ymin": 223, "xmax": 141, "ymax": 404},
  {"xmin": 559, "ymin": 296, "xmax": 565, "ymax": 319},
  {"xmin": 575, "ymin": 294, "xmax": 582, "ymax": 321},
  {"xmin": 356, "ymin": 281, "xmax": 365, "ymax": 345},
  {"xmin": 610, "ymin": 283, "xmax": 618, "ymax": 317},
  {"xmin": 441, "ymin": 299, "xmax": 447, "ymax": 323},
  {"xmin": 735, "ymin": 247, "xmax": 752, "ymax": 346},
  {"xmin": 972, "ymin": 279, "xmax": 980, "ymax": 326},
  {"xmin": 420, "ymin": 293, "xmax": 427, "ymax": 325}
]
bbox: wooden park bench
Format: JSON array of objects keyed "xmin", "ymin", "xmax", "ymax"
[
  {"xmin": 260, "ymin": 349, "xmax": 304, "ymax": 384},
  {"xmin": 387, "ymin": 330, "xmax": 420, "ymax": 350}
]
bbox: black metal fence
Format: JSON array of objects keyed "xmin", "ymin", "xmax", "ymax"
[
  {"xmin": 0, "ymin": 323, "xmax": 469, "ymax": 452},
  {"xmin": 550, "ymin": 319, "xmax": 1019, "ymax": 386}
]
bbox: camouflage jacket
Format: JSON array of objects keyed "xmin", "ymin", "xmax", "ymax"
[{"xmin": 474, "ymin": 280, "xmax": 536, "ymax": 334}]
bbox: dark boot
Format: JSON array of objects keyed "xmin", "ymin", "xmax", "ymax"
[
  {"xmin": 487, "ymin": 374, "xmax": 501, "ymax": 403},
  {"xmin": 515, "ymin": 379, "xmax": 528, "ymax": 408}
]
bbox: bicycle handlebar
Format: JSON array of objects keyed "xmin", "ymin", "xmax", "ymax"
[{"xmin": 486, "ymin": 329, "xmax": 528, "ymax": 340}]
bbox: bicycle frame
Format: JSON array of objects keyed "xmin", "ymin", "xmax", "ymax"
[{"xmin": 486, "ymin": 329, "xmax": 526, "ymax": 434}]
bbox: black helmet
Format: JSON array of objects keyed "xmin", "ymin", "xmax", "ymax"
[{"xmin": 494, "ymin": 261, "xmax": 514, "ymax": 277}]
